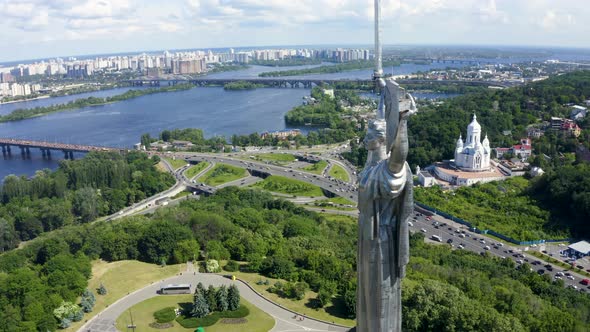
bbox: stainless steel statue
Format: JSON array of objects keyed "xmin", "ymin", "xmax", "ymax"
[{"xmin": 356, "ymin": 1, "xmax": 416, "ymax": 331}]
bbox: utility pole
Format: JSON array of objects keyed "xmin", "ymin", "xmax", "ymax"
[{"xmin": 126, "ymin": 310, "xmax": 136, "ymax": 332}]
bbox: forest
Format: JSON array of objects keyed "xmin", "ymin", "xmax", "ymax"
[
  {"xmin": 1, "ymin": 186, "xmax": 589, "ymax": 331},
  {"xmin": 0, "ymin": 151, "xmax": 174, "ymax": 252}
]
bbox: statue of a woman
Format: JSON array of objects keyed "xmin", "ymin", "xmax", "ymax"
[{"xmin": 357, "ymin": 77, "xmax": 416, "ymax": 332}]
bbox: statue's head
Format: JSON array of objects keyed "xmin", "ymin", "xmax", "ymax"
[{"xmin": 364, "ymin": 119, "xmax": 386, "ymax": 151}]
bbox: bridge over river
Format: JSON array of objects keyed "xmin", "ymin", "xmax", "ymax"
[
  {"xmin": 0, "ymin": 138, "xmax": 119, "ymax": 159},
  {"xmin": 127, "ymin": 77, "xmax": 513, "ymax": 88}
]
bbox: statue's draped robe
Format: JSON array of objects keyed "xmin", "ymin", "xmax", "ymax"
[{"xmin": 357, "ymin": 157, "xmax": 412, "ymax": 331}]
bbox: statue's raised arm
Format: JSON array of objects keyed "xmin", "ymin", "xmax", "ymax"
[{"xmin": 383, "ymin": 78, "xmax": 417, "ymax": 174}]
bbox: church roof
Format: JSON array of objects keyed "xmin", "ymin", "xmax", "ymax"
[{"xmin": 467, "ymin": 114, "xmax": 481, "ymax": 132}]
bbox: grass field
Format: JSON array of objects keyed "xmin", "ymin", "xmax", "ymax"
[
  {"xmin": 250, "ymin": 153, "xmax": 296, "ymax": 165},
  {"xmin": 313, "ymin": 196, "xmax": 357, "ymax": 211},
  {"xmin": 229, "ymin": 271, "xmax": 355, "ymax": 327},
  {"xmin": 115, "ymin": 295, "xmax": 274, "ymax": 332},
  {"xmin": 302, "ymin": 160, "xmax": 328, "ymax": 175},
  {"xmin": 328, "ymin": 164, "xmax": 350, "ymax": 182},
  {"xmin": 185, "ymin": 162, "xmax": 210, "ymax": 179},
  {"xmin": 164, "ymin": 157, "xmax": 188, "ymax": 170},
  {"xmin": 201, "ymin": 163, "xmax": 248, "ymax": 186},
  {"xmin": 321, "ymin": 214, "xmax": 357, "ymax": 224},
  {"xmin": 251, "ymin": 175, "xmax": 324, "ymax": 197},
  {"xmin": 173, "ymin": 191, "xmax": 191, "ymax": 199},
  {"xmin": 66, "ymin": 260, "xmax": 184, "ymax": 332}
]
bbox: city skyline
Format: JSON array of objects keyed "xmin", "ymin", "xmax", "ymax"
[{"xmin": 1, "ymin": 0, "xmax": 590, "ymax": 62}]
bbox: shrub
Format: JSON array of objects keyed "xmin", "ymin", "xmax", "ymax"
[
  {"xmin": 206, "ymin": 259, "xmax": 221, "ymax": 273},
  {"xmin": 224, "ymin": 260, "xmax": 239, "ymax": 272},
  {"xmin": 154, "ymin": 307, "xmax": 176, "ymax": 323}
]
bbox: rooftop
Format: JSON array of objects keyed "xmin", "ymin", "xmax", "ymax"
[{"xmin": 568, "ymin": 241, "xmax": 590, "ymax": 255}]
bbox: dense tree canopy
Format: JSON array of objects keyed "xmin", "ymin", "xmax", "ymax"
[{"xmin": 0, "ymin": 151, "xmax": 174, "ymax": 250}]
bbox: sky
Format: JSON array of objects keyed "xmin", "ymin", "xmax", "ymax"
[{"xmin": 1, "ymin": 0, "xmax": 589, "ymax": 62}]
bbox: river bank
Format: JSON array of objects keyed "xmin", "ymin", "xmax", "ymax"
[{"xmin": 0, "ymin": 83, "xmax": 194, "ymax": 123}]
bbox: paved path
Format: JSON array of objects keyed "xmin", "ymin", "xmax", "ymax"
[{"xmin": 79, "ymin": 265, "xmax": 350, "ymax": 332}]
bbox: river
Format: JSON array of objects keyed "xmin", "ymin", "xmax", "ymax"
[{"xmin": 0, "ymin": 87, "xmax": 309, "ymax": 180}]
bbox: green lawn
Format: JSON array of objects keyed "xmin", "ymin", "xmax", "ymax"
[
  {"xmin": 185, "ymin": 162, "xmax": 210, "ymax": 179},
  {"xmin": 164, "ymin": 157, "xmax": 188, "ymax": 170},
  {"xmin": 66, "ymin": 260, "xmax": 185, "ymax": 332},
  {"xmin": 250, "ymin": 153, "xmax": 296, "ymax": 165},
  {"xmin": 116, "ymin": 295, "xmax": 274, "ymax": 332},
  {"xmin": 313, "ymin": 196, "xmax": 357, "ymax": 211},
  {"xmin": 201, "ymin": 163, "xmax": 248, "ymax": 186},
  {"xmin": 302, "ymin": 160, "xmax": 328, "ymax": 175},
  {"xmin": 173, "ymin": 191, "xmax": 191, "ymax": 199},
  {"xmin": 328, "ymin": 164, "xmax": 350, "ymax": 182},
  {"xmin": 229, "ymin": 271, "xmax": 355, "ymax": 327},
  {"xmin": 251, "ymin": 175, "xmax": 324, "ymax": 197}
]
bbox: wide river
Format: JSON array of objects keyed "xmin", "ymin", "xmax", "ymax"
[
  {"xmin": 0, "ymin": 87, "xmax": 311, "ymax": 179},
  {"xmin": 3, "ymin": 49, "xmax": 586, "ymax": 181}
]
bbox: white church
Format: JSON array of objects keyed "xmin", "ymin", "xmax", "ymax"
[
  {"xmin": 454, "ymin": 114, "xmax": 491, "ymax": 171},
  {"xmin": 432, "ymin": 114, "xmax": 506, "ymax": 186}
]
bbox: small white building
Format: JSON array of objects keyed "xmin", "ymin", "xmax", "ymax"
[
  {"xmin": 570, "ymin": 105, "xmax": 587, "ymax": 121},
  {"xmin": 566, "ymin": 241, "xmax": 590, "ymax": 259},
  {"xmin": 418, "ymin": 171, "xmax": 437, "ymax": 187}
]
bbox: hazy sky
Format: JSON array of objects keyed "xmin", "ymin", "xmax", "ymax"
[{"xmin": 1, "ymin": 0, "xmax": 589, "ymax": 62}]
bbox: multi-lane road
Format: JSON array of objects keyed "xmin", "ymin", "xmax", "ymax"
[{"xmin": 411, "ymin": 213, "xmax": 590, "ymax": 292}]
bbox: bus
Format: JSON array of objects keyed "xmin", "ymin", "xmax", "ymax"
[
  {"xmin": 431, "ymin": 235, "xmax": 443, "ymax": 242},
  {"xmin": 159, "ymin": 284, "xmax": 191, "ymax": 294}
]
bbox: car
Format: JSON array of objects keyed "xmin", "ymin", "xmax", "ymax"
[
  {"xmin": 447, "ymin": 239, "xmax": 454, "ymax": 244},
  {"xmin": 556, "ymin": 271, "xmax": 565, "ymax": 276},
  {"xmin": 567, "ymin": 285, "xmax": 578, "ymax": 290},
  {"xmin": 538, "ymin": 269, "xmax": 545, "ymax": 274},
  {"xmin": 554, "ymin": 276, "xmax": 562, "ymax": 280},
  {"xmin": 479, "ymin": 239, "xmax": 486, "ymax": 244},
  {"xmin": 457, "ymin": 244, "xmax": 464, "ymax": 249},
  {"xmin": 484, "ymin": 246, "xmax": 491, "ymax": 250},
  {"xmin": 497, "ymin": 242, "xmax": 504, "ymax": 247},
  {"xmin": 408, "ymin": 221, "xmax": 414, "ymax": 227},
  {"xmin": 421, "ymin": 228, "xmax": 427, "ymax": 233},
  {"xmin": 459, "ymin": 234, "xmax": 466, "ymax": 238},
  {"xmin": 567, "ymin": 275, "xmax": 575, "ymax": 280},
  {"xmin": 517, "ymin": 259, "xmax": 524, "ymax": 264}
]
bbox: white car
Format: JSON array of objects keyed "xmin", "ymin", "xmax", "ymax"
[
  {"xmin": 420, "ymin": 228, "xmax": 427, "ymax": 233},
  {"xmin": 484, "ymin": 246, "xmax": 491, "ymax": 250},
  {"xmin": 567, "ymin": 275, "xmax": 575, "ymax": 280},
  {"xmin": 408, "ymin": 221, "xmax": 414, "ymax": 227},
  {"xmin": 556, "ymin": 271, "xmax": 565, "ymax": 276}
]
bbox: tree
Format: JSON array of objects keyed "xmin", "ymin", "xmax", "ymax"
[
  {"xmin": 224, "ymin": 260, "xmax": 239, "ymax": 272},
  {"xmin": 161, "ymin": 130, "xmax": 171, "ymax": 142},
  {"xmin": 216, "ymin": 285, "xmax": 229, "ymax": 312},
  {"xmin": 0, "ymin": 218, "xmax": 18, "ymax": 252},
  {"xmin": 97, "ymin": 283, "xmax": 107, "ymax": 295},
  {"xmin": 206, "ymin": 285, "xmax": 217, "ymax": 312},
  {"xmin": 206, "ymin": 259, "xmax": 221, "ymax": 273},
  {"xmin": 228, "ymin": 285, "xmax": 240, "ymax": 311},
  {"xmin": 72, "ymin": 187, "xmax": 99, "ymax": 223},
  {"xmin": 141, "ymin": 133, "xmax": 152, "ymax": 148},
  {"xmin": 191, "ymin": 291, "xmax": 209, "ymax": 318},
  {"xmin": 173, "ymin": 239, "xmax": 200, "ymax": 264}
]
